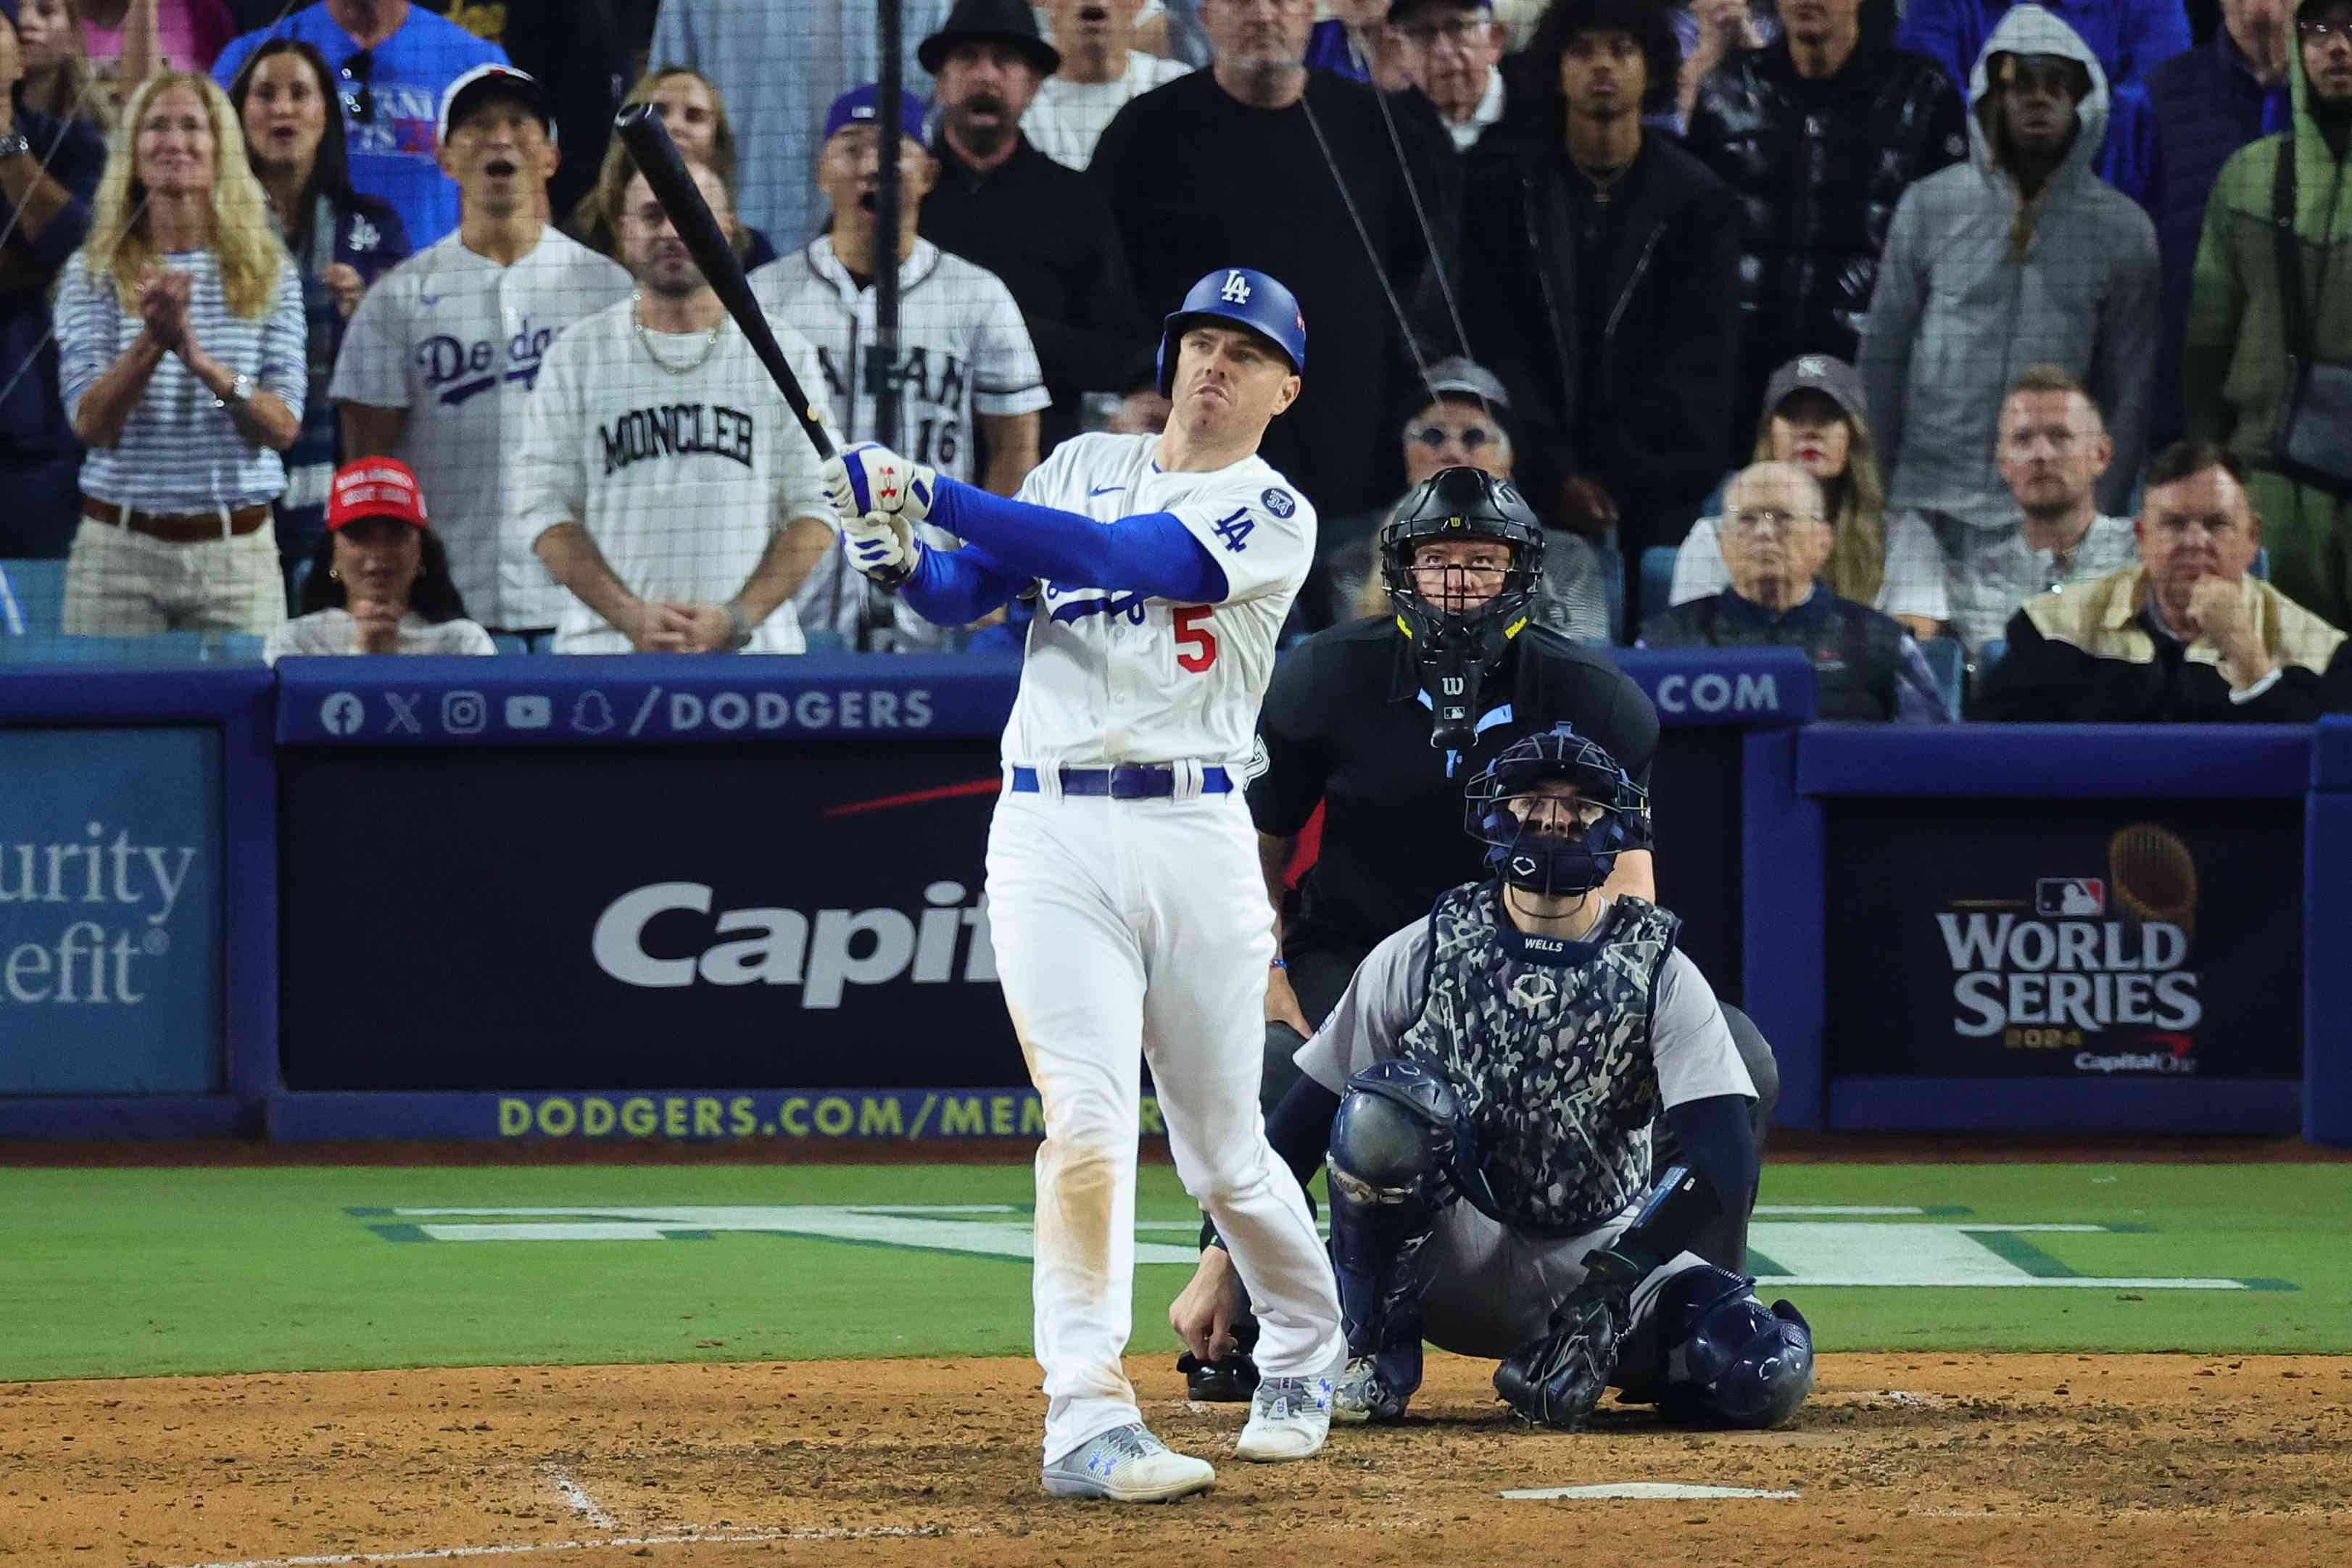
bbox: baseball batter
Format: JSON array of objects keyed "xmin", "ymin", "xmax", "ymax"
[
  {"xmin": 1171, "ymin": 726, "xmax": 1816, "ymax": 1432},
  {"xmin": 819, "ymin": 268, "xmax": 1346, "ymax": 1502}
]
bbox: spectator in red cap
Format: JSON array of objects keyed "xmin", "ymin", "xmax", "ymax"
[{"xmin": 262, "ymin": 453, "xmax": 493, "ymax": 660}]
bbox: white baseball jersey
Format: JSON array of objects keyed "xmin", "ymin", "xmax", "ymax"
[
  {"xmin": 998, "ymin": 431, "xmax": 1317, "ymax": 770},
  {"xmin": 331, "ymin": 228, "xmax": 633, "ymax": 630},
  {"xmin": 510, "ymin": 298, "xmax": 841, "ymax": 655},
  {"xmin": 750, "ymin": 236, "xmax": 1051, "ymax": 647}
]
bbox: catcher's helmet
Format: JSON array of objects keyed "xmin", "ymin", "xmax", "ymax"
[
  {"xmin": 1463, "ymin": 723, "xmax": 1650, "ymax": 897},
  {"xmin": 1380, "ymin": 466, "xmax": 1546, "ymax": 673},
  {"xmin": 1156, "ymin": 267, "xmax": 1306, "ymax": 396},
  {"xmin": 1650, "ymin": 1265, "xmax": 1816, "ymax": 1430}
]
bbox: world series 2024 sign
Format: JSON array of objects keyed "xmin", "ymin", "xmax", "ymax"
[{"xmin": 1825, "ymin": 800, "xmax": 2302, "ymax": 1080}]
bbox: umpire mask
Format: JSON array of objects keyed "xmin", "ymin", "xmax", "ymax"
[
  {"xmin": 1463, "ymin": 724, "xmax": 1651, "ymax": 899},
  {"xmin": 1380, "ymin": 467, "xmax": 1546, "ymax": 763}
]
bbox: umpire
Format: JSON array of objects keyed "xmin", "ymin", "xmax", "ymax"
[
  {"xmin": 1188, "ymin": 464, "xmax": 1781, "ymax": 1397},
  {"xmin": 1255, "ymin": 463, "xmax": 1659, "ymax": 1096}
]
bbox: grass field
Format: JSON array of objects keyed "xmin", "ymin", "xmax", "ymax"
[{"xmin": 4, "ymin": 1160, "xmax": 2348, "ymax": 1382}]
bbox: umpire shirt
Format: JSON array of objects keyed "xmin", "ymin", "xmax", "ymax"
[{"xmin": 1249, "ymin": 615, "xmax": 1660, "ymax": 962}]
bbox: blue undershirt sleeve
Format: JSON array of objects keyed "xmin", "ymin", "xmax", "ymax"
[
  {"xmin": 895, "ymin": 536, "xmax": 1030, "ymax": 628},
  {"xmin": 930, "ymin": 476, "xmax": 1228, "ymax": 602}
]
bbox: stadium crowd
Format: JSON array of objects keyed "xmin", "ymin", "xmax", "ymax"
[{"xmin": 0, "ymin": 0, "xmax": 2348, "ymax": 716}]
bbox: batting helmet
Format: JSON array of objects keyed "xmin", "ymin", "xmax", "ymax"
[
  {"xmin": 1156, "ymin": 267, "xmax": 1307, "ymax": 397},
  {"xmin": 1463, "ymin": 723, "xmax": 1651, "ymax": 898},
  {"xmin": 1649, "ymin": 1265, "xmax": 1816, "ymax": 1430}
]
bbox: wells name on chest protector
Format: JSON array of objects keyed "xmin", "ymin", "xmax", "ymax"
[{"xmin": 1396, "ymin": 887, "xmax": 1681, "ymax": 1235}]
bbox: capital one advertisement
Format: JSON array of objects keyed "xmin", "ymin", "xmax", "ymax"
[
  {"xmin": 0, "ymin": 729, "xmax": 222, "ymax": 1094},
  {"xmin": 1824, "ymin": 800, "xmax": 2301, "ymax": 1079},
  {"xmin": 278, "ymin": 741, "xmax": 1022, "ymax": 1090}
]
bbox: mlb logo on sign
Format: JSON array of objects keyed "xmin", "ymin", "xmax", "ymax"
[{"xmin": 2034, "ymin": 878, "xmax": 2106, "ymax": 916}]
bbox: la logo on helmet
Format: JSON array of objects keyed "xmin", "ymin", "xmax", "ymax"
[{"xmin": 1221, "ymin": 270, "xmax": 1251, "ymax": 304}]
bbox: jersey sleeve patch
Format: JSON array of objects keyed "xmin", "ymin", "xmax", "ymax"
[{"xmin": 1260, "ymin": 487, "xmax": 1297, "ymax": 518}]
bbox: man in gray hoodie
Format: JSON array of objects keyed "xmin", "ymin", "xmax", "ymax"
[{"xmin": 1860, "ymin": 4, "xmax": 2161, "ymax": 560}]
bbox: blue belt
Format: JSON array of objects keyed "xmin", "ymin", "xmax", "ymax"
[{"xmin": 1009, "ymin": 765, "xmax": 1233, "ymax": 799}]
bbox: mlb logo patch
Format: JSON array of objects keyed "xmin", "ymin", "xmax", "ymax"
[{"xmin": 2035, "ymin": 877, "xmax": 2106, "ymax": 916}]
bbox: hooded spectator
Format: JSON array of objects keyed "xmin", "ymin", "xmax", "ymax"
[
  {"xmin": 1860, "ymin": 6, "xmax": 2160, "ymax": 544},
  {"xmin": 2182, "ymin": 0, "xmax": 2352, "ymax": 631}
]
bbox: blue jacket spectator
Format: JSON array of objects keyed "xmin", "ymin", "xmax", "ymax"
[
  {"xmin": 0, "ymin": 1, "xmax": 107, "ymax": 557},
  {"xmin": 212, "ymin": 0, "xmax": 507, "ymax": 248},
  {"xmin": 1899, "ymin": 0, "xmax": 2190, "ymax": 192},
  {"xmin": 2137, "ymin": 4, "xmax": 2295, "ymax": 447}
]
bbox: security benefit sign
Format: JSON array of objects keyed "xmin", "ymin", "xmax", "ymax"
[
  {"xmin": 0, "ymin": 729, "xmax": 220, "ymax": 1093},
  {"xmin": 1825, "ymin": 800, "xmax": 2301, "ymax": 1079},
  {"xmin": 277, "ymin": 739, "xmax": 1015, "ymax": 1091}
]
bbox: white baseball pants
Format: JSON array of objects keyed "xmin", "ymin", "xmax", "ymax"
[{"xmin": 985, "ymin": 781, "xmax": 1345, "ymax": 1461}]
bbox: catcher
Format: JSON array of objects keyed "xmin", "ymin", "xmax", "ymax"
[{"xmin": 1171, "ymin": 724, "xmax": 1815, "ymax": 1430}]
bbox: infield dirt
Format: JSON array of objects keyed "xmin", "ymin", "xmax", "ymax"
[{"xmin": 9, "ymin": 1351, "xmax": 2349, "ymax": 1568}]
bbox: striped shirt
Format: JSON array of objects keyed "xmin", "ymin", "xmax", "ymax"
[{"xmin": 59, "ymin": 248, "xmax": 307, "ymax": 514}]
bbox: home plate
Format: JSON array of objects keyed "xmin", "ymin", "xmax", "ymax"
[{"xmin": 1503, "ymin": 1483, "xmax": 1801, "ymax": 1501}]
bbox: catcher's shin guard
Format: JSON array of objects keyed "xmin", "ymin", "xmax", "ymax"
[{"xmin": 1326, "ymin": 1072, "xmax": 1457, "ymax": 1403}]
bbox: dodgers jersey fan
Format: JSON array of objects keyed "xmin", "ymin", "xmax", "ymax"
[
  {"xmin": 331, "ymin": 230, "xmax": 632, "ymax": 630},
  {"xmin": 1001, "ymin": 431, "xmax": 1314, "ymax": 767},
  {"xmin": 509, "ymin": 298, "xmax": 840, "ymax": 655}
]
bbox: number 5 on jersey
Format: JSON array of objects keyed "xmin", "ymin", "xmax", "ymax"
[{"xmin": 1175, "ymin": 605, "xmax": 1218, "ymax": 672}]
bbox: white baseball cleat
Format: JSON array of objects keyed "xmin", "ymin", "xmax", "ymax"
[
  {"xmin": 1234, "ymin": 1366, "xmax": 1335, "ymax": 1461},
  {"xmin": 1041, "ymin": 1422, "xmax": 1215, "ymax": 1502}
]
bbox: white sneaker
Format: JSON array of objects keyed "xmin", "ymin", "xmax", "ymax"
[
  {"xmin": 1234, "ymin": 1366, "xmax": 1334, "ymax": 1461},
  {"xmin": 1041, "ymin": 1423, "xmax": 1215, "ymax": 1502}
]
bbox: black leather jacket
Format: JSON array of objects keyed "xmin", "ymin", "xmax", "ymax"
[{"xmin": 1684, "ymin": 40, "xmax": 1968, "ymax": 434}]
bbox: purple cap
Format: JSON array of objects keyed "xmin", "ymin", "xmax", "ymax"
[{"xmin": 824, "ymin": 85, "xmax": 932, "ymax": 145}]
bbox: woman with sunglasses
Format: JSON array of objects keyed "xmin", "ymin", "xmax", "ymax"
[
  {"xmin": 568, "ymin": 67, "xmax": 777, "ymax": 270},
  {"xmin": 229, "ymin": 36, "xmax": 408, "ymax": 599},
  {"xmin": 1667, "ymin": 353, "xmax": 1947, "ymax": 639}
]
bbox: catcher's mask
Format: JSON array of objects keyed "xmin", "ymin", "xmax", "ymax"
[{"xmin": 1464, "ymin": 723, "xmax": 1650, "ymax": 899}]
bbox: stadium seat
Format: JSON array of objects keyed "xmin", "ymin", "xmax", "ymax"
[
  {"xmin": 0, "ymin": 558, "xmax": 67, "ymax": 636},
  {"xmin": 803, "ymin": 630, "xmax": 848, "ymax": 654},
  {"xmin": 1976, "ymin": 639, "xmax": 2008, "ymax": 689},
  {"xmin": 204, "ymin": 633, "xmax": 267, "ymax": 662},
  {"xmin": 491, "ymin": 633, "xmax": 531, "ymax": 655},
  {"xmin": 0, "ymin": 629, "xmax": 268, "ymax": 665},
  {"xmin": 1638, "ymin": 547, "xmax": 1678, "ymax": 629},
  {"xmin": 1918, "ymin": 636, "xmax": 1966, "ymax": 720}
]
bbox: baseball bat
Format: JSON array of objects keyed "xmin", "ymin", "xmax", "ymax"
[{"xmin": 613, "ymin": 103, "xmax": 836, "ymax": 460}]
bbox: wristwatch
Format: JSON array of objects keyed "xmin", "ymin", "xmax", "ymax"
[
  {"xmin": 216, "ymin": 373, "xmax": 254, "ymax": 412},
  {"xmin": 0, "ymin": 129, "xmax": 33, "ymax": 162}
]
